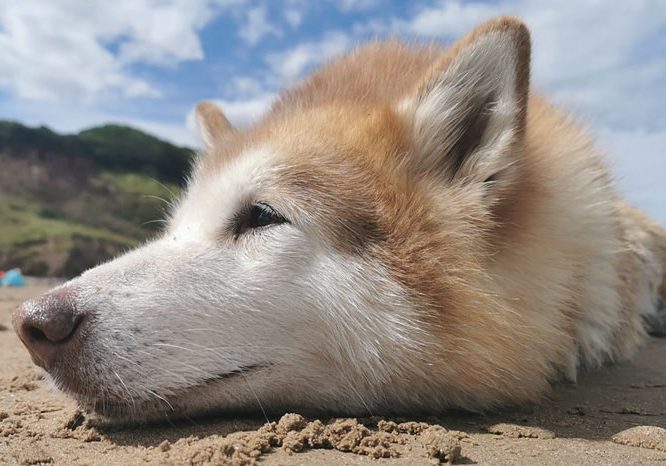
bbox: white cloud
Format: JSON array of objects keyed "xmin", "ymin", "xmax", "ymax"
[
  {"xmin": 238, "ymin": 6, "xmax": 282, "ymax": 46},
  {"xmin": 0, "ymin": 0, "xmax": 237, "ymax": 103},
  {"xmin": 265, "ymin": 31, "xmax": 351, "ymax": 82},
  {"xmin": 404, "ymin": 1, "xmax": 498, "ymax": 37},
  {"xmin": 123, "ymin": 116, "xmax": 199, "ymax": 148},
  {"xmin": 600, "ymin": 128, "xmax": 666, "ymax": 226},
  {"xmin": 513, "ymin": 1, "xmax": 666, "ymax": 132},
  {"xmin": 229, "ymin": 76, "xmax": 266, "ymax": 96},
  {"xmin": 284, "ymin": 8, "xmax": 304, "ymax": 28},
  {"xmin": 212, "ymin": 94, "xmax": 276, "ymax": 127},
  {"xmin": 333, "ymin": 0, "xmax": 378, "ymax": 12}
]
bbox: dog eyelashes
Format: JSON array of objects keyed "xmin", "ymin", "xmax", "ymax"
[{"xmin": 233, "ymin": 202, "xmax": 288, "ymax": 236}]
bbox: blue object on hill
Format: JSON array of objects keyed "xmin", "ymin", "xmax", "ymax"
[{"xmin": 1, "ymin": 269, "xmax": 26, "ymax": 287}]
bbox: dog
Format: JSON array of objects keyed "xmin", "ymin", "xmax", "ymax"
[{"xmin": 13, "ymin": 16, "xmax": 666, "ymax": 422}]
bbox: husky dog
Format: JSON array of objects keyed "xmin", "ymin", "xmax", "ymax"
[{"xmin": 13, "ymin": 17, "xmax": 666, "ymax": 422}]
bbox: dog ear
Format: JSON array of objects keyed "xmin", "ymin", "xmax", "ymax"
[
  {"xmin": 401, "ymin": 16, "xmax": 531, "ymax": 186},
  {"xmin": 195, "ymin": 101, "xmax": 235, "ymax": 149}
]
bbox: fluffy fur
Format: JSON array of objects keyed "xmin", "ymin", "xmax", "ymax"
[{"xmin": 15, "ymin": 17, "xmax": 666, "ymax": 422}]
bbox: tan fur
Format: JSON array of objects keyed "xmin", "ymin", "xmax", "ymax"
[
  {"xmin": 195, "ymin": 101, "xmax": 235, "ymax": 149},
  {"xmin": 197, "ymin": 17, "xmax": 666, "ymax": 409}
]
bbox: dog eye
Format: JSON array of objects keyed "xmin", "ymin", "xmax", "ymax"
[
  {"xmin": 250, "ymin": 203, "xmax": 285, "ymax": 228},
  {"xmin": 235, "ymin": 202, "xmax": 287, "ymax": 235}
]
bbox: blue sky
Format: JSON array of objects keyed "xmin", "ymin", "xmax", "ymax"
[{"xmin": 1, "ymin": 0, "xmax": 665, "ymax": 224}]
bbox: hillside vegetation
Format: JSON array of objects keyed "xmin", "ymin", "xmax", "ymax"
[{"xmin": 0, "ymin": 121, "xmax": 194, "ymax": 277}]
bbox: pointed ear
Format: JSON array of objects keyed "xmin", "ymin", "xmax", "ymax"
[
  {"xmin": 195, "ymin": 101, "xmax": 235, "ymax": 149},
  {"xmin": 401, "ymin": 17, "xmax": 530, "ymax": 185}
]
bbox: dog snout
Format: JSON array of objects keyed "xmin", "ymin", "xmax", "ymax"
[{"xmin": 12, "ymin": 287, "xmax": 85, "ymax": 369}]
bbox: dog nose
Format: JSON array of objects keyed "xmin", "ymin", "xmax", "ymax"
[{"xmin": 12, "ymin": 287, "xmax": 84, "ymax": 369}]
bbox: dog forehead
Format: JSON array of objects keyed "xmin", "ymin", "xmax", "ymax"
[
  {"xmin": 191, "ymin": 107, "xmax": 405, "ymax": 199},
  {"xmin": 169, "ymin": 147, "xmax": 275, "ymax": 239}
]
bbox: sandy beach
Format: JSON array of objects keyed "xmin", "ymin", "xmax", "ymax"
[{"xmin": 1, "ymin": 285, "xmax": 665, "ymax": 465}]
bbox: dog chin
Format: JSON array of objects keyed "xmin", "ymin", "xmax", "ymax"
[{"xmin": 63, "ymin": 366, "xmax": 272, "ymax": 425}]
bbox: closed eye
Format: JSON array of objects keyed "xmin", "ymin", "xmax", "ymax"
[{"xmin": 233, "ymin": 202, "xmax": 288, "ymax": 236}]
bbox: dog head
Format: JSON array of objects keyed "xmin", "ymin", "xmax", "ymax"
[{"xmin": 14, "ymin": 17, "xmax": 532, "ymax": 421}]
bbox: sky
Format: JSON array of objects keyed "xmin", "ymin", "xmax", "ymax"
[{"xmin": 0, "ymin": 0, "xmax": 664, "ymax": 224}]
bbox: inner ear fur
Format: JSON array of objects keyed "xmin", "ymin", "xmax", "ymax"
[{"xmin": 404, "ymin": 16, "xmax": 531, "ymax": 185}]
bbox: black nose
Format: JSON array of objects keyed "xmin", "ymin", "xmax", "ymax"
[{"xmin": 12, "ymin": 287, "xmax": 84, "ymax": 369}]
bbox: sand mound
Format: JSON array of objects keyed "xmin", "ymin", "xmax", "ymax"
[
  {"xmin": 149, "ymin": 414, "xmax": 466, "ymax": 465},
  {"xmin": 612, "ymin": 426, "xmax": 666, "ymax": 451}
]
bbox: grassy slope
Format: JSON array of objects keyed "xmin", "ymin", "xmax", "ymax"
[
  {"xmin": 0, "ymin": 122, "xmax": 189, "ymax": 276},
  {"xmin": 0, "ymin": 195, "xmax": 134, "ymax": 249}
]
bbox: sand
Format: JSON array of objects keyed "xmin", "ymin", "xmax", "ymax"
[{"xmin": 1, "ymin": 286, "xmax": 666, "ymax": 465}]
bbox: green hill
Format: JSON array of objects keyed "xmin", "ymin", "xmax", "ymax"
[{"xmin": 0, "ymin": 121, "xmax": 194, "ymax": 277}]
